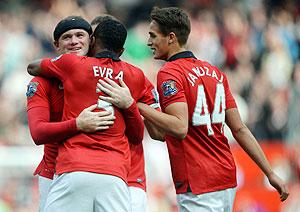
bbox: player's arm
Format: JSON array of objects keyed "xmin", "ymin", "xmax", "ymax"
[
  {"xmin": 137, "ymin": 102, "xmax": 188, "ymax": 139},
  {"xmin": 28, "ymin": 54, "xmax": 74, "ymax": 80},
  {"xmin": 97, "ymin": 78, "xmax": 144, "ymax": 145},
  {"xmin": 143, "ymin": 118, "xmax": 165, "ymax": 141},
  {"xmin": 28, "ymin": 105, "xmax": 115, "ymax": 145},
  {"xmin": 225, "ymin": 108, "xmax": 289, "ymax": 201},
  {"xmin": 137, "ymin": 77, "xmax": 165, "ymax": 141},
  {"xmin": 97, "ymin": 77, "xmax": 188, "ymax": 139},
  {"xmin": 98, "ymin": 78, "xmax": 165, "ymax": 141},
  {"xmin": 27, "ymin": 59, "xmax": 43, "ymax": 76},
  {"xmin": 139, "ymin": 69, "xmax": 189, "ymax": 139}
]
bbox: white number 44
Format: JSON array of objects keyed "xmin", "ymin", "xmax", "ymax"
[{"xmin": 192, "ymin": 83, "xmax": 225, "ymax": 135}]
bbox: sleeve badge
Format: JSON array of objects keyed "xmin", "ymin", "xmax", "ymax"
[
  {"xmin": 26, "ymin": 82, "xmax": 39, "ymax": 98},
  {"xmin": 161, "ymin": 80, "xmax": 178, "ymax": 97}
]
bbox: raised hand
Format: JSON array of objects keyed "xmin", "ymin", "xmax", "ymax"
[
  {"xmin": 76, "ymin": 104, "xmax": 115, "ymax": 132},
  {"xmin": 97, "ymin": 78, "xmax": 134, "ymax": 109}
]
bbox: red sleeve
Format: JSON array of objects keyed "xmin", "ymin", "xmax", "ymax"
[
  {"xmin": 122, "ymin": 101, "xmax": 144, "ymax": 145},
  {"xmin": 157, "ymin": 67, "xmax": 186, "ymax": 111},
  {"xmin": 223, "ymin": 73, "xmax": 237, "ymax": 109},
  {"xmin": 40, "ymin": 54, "xmax": 78, "ymax": 80},
  {"xmin": 26, "ymin": 77, "xmax": 78, "ymax": 145},
  {"xmin": 26, "ymin": 78, "xmax": 50, "ymax": 111},
  {"xmin": 138, "ymin": 77, "xmax": 160, "ymax": 109},
  {"xmin": 27, "ymin": 107, "xmax": 78, "ymax": 145}
]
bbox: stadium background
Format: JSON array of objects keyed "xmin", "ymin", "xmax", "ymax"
[{"xmin": 0, "ymin": 0, "xmax": 299, "ymax": 211}]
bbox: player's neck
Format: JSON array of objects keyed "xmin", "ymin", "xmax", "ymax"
[{"xmin": 167, "ymin": 46, "xmax": 187, "ymax": 60}]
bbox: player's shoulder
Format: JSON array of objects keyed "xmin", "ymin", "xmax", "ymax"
[
  {"xmin": 51, "ymin": 53, "xmax": 87, "ymax": 62},
  {"xmin": 158, "ymin": 61, "xmax": 182, "ymax": 76},
  {"xmin": 27, "ymin": 76, "xmax": 61, "ymax": 93},
  {"xmin": 26, "ymin": 77, "xmax": 50, "ymax": 98},
  {"xmin": 29, "ymin": 76, "xmax": 51, "ymax": 86},
  {"xmin": 121, "ymin": 60, "xmax": 145, "ymax": 76},
  {"xmin": 198, "ymin": 59, "xmax": 223, "ymax": 73}
]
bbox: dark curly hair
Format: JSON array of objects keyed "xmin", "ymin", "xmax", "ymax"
[{"xmin": 93, "ymin": 18, "xmax": 127, "ymax": 52}]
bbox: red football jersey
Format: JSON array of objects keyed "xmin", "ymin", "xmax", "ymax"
[
  {"xmin": 26, "ymin": 77, "xmax": 64, "ymax": 179},
  {"xmin": 157, "ymin": 51, "xmax": 237, "ymax": 194},
  {"xmin": 40, "ymin": 52, "xmax": 148, "ymax": 182},
  {"xmin": 127, "ymin": 78, "xmax": 159, "ymax": 191}
]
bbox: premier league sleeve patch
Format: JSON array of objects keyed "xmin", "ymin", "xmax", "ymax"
[
  {"xmin": 161, "ymin": 80, "xmax": 178, "ymax": 97},
  {"xmin": 26, "ymin": 82, "xmax": 39, "ymax": 98}
]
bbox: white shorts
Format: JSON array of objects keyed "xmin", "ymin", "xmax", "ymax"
[
  {"xmin": 129, "ymin": 186, "xmax": 147, "ymax": 212},
  {"xmin": 38, "ymin": 175, "xmax": 53, "ymax": 212},
  {"xmin": 44, "ymin": 172, "xmax": 130, "ymax": 212},
  {"xmin": 177, "ymin": 187, "xmax": 236, "ymax": 212}
]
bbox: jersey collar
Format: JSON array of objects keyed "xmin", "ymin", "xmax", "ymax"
[
  {"xmin": 167, "ymin": 51, "xmax": 196, "ymax": 62},
  {"xmin": 95, "ymin": 50, "xmax": 121, "ymax": 61}
]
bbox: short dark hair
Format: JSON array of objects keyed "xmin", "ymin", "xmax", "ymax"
[
  {"xmin": 90, "ymin": 14, "xmax": 117, "ymax": 26},
  {"xmin": 53, "ymin": 16, "xmax": 92, "ymax": 41},
  {"xmin": 93, "ymin": 18, "xmax": 127, "ymax": 52},
  {"xmin": 150, "ymin": 7, "xmax": 191, "ymax": 46}
]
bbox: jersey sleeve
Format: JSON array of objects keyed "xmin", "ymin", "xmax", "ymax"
[
  {"xmin": 26, "ymin": 78, "xmax": 78, "ymax": 145},
  {"xmin": 26, "ymin": 77, "xmax": 50, "ymax": 111},
  {"xmin": 40, "ymin": 54, "xmax": 78, "ymax": 81},
  {"xmin": 123, "ymin": 101, "xmax": 144, "ymax": 145},
  {"xmin": 138, "ymin": 77, "xmax": 160, "ymax": 109},
  {"xmin": 27, "ymin": 107, "xmax": 78, "ymax": 145},
  {"xmin": 223, "ymin": 73, "xmax": 237, "ymax": 109},
  {"xmin": 157, "ymin": 67, "xmax": 186, "ymax": 111}
]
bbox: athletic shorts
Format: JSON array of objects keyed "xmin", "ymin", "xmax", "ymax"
[
  {"xmin": 176, "ymin": 187, "xmax": 236, "ymax": 212},
  {"xmin": 44, "ymin": 172, "xmax": 130, "ymax": 212},
  {"xmin": 129, "ymin": 186, "xmax": 147, "ymax": 212},
  {"xmin": 38, "ymin": 175, "xmax": 53, "ymax": 212}
]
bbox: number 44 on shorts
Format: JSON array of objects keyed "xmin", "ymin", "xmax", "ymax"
[{"xmin": 192, "ymin": 83, "xmax": 225, "ymax": 136}]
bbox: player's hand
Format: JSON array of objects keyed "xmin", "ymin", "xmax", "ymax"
[
  {"xmin": 267, "ymin": 171, "xmax": 289, "ymax": 202},
  {"xmin": 76, "ymin": 104, "xmax": 115, "ymax": 132},
  {"xmin": 97, "ymin": 78, "xmax": 134, "ymax": 109}
]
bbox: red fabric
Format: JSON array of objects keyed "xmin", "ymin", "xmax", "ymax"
[
  {"xmin": 27, "ymin": 77, "xmax": 72, "ymax": 179},
  {"xmin": 123, "ymin": 101, "xmax": 144, "ymax": 145},
  {"xmin": 127, "ymin": 78, "xmax": 159, "ymax": 191},
  {"xmin": 127, "ymin": 144, "xmax": 146, "ymax": 190},
  {"xmin": 41, "ymin": 54, "xmax": 147, "ymax": 182},
  {"xmin": 157, "ymin": 56, "xmax": 237, "ymax": 194},
  {"xmin": 27, "ymin": 107, "xmax": 77, "ymax": 145}
]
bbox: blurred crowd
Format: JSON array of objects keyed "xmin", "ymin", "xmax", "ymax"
[{"xmin": 0, "ymin": 0, "xmax": 300, "ymax": 211}]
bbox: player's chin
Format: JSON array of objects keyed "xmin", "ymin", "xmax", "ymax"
[
  {"xmin": 153, "ymin": 52, "xmax": 161, "ymax": 59},
  {"xmin": 154, "ymin": 53, "xmax": 166, "ymax": 60},
  {"xmin": 68, "ymin": 49, "xmax": 86, "ymax": 56}
]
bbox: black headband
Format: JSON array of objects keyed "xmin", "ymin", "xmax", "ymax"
[{"xmin": 53, "ymin": 17, "xmax": 92, "ymax": 41}]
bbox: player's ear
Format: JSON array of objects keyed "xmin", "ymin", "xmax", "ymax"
[
  {"xmin": 168, "ymin": 32, "xmax": 176, "ymax": 45},
  {"xmin": 53, "ymin": 41, "xmax": 60, "ymax": 52},
  {"xmin": 118, "ymin": 48, "xmax": 125, "ymax": 57}
]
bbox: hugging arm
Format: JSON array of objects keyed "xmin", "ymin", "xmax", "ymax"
[
  {"xmin": 98, "ymin": 78, "xmax": 144, "ymax": 145},
  {"xmin": 28, "ymin": 104, "xmax": 115, "ymax": 145},
  {"xmin": 27, "ymin": 59, "xmax": 43, "ymax": 76}
]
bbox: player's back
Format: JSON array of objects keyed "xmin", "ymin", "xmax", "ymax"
[
  {"xmin": 41, "ymin": 53, "xmax": 146, "ymax": 182},
  {"xmin": 157, "ymin": 55, "xmax": 237, "ymax": 194}
]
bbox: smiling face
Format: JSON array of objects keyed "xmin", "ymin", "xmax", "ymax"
[
  {"xmin": 147, "ymin": 20, "xmax": 170, "ymax": 61},
  {"xmin": 54, "ymin": 29, "xmax": 90, "ymax": 56}
]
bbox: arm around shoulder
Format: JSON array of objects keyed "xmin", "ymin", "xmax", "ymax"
[{"xmin": 27, "ymin": 59, "xmax": 43, "ymax": 76}]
